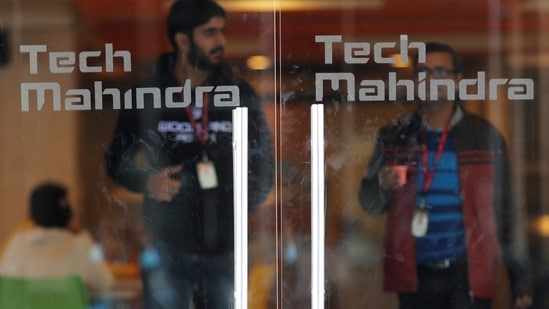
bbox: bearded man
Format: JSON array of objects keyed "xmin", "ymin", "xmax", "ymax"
[{"xmin": 105, "ymin": 1, "xmax": 273, "ymax": 308}]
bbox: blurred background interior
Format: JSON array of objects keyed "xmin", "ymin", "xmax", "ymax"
[{"xmin": 1, "ymin": 0, "xmax": 549, "ymax": 308}]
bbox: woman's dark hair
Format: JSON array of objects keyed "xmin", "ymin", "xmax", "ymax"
[{"xmin": 30, "ymin": 182, "xmax": 72, "ymax": 228}]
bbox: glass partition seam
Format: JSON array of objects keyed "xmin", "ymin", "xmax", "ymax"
[{"xmin": 274, "ymin": 1, "xmax": 283, "ymax": 308}]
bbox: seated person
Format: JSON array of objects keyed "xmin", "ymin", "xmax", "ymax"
[{"xmin": 0, "ymin": 182, "xmax": 114, "ymax": 292}]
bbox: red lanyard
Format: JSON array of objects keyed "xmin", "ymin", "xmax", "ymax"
[
  {"xmin": 184, "ymin": 92, "xmax": 209, "ymax": 147},
  {"xmin": 421, "ymin": 120, "xmax": 451, "ymax": 196}
]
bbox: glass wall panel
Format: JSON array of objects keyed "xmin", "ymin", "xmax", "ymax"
[
  {"xmin": 1, "ymin": 0, "xmax": 549, "ymax": 308},
  {"xmin": 0, "ymin": 0, "xmax": 277, "ymax": 308},
  {"xmin": 278, "ymin": 0, "xmax": 546, "ymax": 308}
]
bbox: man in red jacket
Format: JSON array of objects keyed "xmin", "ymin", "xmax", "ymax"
[{"xmin": 359, "ymin": 42, "xmax": 532, "ymax": 309}]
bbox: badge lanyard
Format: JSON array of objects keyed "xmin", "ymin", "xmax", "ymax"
[
  {"xmin": 412, "ymin": 119, "xmax": 451, "ymax": 237},
  {"xmin": 184, "ymin": 91, "xmax": 210, "ymax": 149},
  {"xmin": 419, "ymin": 119, "xmax": 451, "ymax": 209},
  {"xmin": 183, "ymin": 90, "xmax": 219, "ymax": 189}
]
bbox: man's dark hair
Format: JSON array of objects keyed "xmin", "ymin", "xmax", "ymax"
[
  {"xmin": 166, "ymin": 0, "xmax": 226, "ymax": 49},
  {"xmin": 29, "ymin": 182, "xmax": 72, "ymax": 228},
  {"xmin": 414, "ymin": 42, "xmax": 463, "ymax": 74}
]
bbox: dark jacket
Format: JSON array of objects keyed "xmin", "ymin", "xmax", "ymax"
[
  {"xmin": 105, "ymin": 53, "xmax": 273, "ymax": 255},
  {"xmin": 358, "ymin": 106, "xmax": 531, "ymax": 298}
]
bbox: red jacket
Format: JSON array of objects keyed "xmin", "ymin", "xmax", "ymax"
[{"xmin": 359, "ymin": 106, "xmax": 531, "ymax": 298}]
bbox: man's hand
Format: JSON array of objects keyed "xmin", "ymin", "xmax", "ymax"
[
  {"xmin": 146, "ymin": 165, "xmax": 183, "ymax": 202},
  {"xmin": 514, "ymin": 295, "xmax": 532, "ymax": 309}
]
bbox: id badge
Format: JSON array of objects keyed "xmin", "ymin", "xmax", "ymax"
[
  {"xmin": 197, "ymin": 153, "xmax": 218, "ymax": 189},
  {"xmin": 411, "ymin": 209, "xmax": 429, "ymax": 237}
]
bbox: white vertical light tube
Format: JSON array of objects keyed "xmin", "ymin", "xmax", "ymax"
[
  {"xmin": 233, "ymin": 107, "xmax": 248, "ymax": 309},
  {"xmin": 310, "ymin": 104, "xmax": 325, "ymax": 309}
]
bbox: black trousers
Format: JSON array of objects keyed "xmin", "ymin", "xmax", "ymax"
[{"xmin": 398, "ymin": 260, "xmax": 491, "ymax": 309}]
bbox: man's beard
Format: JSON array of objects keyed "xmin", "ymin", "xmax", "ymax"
[{"xmin": 188, "ymin": 41, "xmax": 224, "ymax": 71}]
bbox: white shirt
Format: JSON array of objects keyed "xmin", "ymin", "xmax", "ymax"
[{"xmin": 0, "ymin": 228, "xmax": 114, "ymax": 292}]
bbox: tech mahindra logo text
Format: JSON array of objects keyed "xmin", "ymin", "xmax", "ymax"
[
  {"xmin": 314, "ymin": 34, "xmax": 534, "ymax": 102},
  {"xmin": 18, "ymin": 44, "xmax": 240, "ymax": 112}
]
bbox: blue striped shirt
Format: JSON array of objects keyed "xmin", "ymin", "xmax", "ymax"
[{"xmin": 415, "ymin": 130, "xmax": 466, "ymax": 264}]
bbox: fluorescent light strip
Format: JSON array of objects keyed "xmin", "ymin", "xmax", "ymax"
[
  {"xmin": 310, "ymin": 104, "xmax": 325, "ymax": 309},
  {"xmin": 233, "ymin": 107, "xmax": 249, "ymax": 309},
  {"xmin": 218, "ymin": 0, "xmax": 383, "ymax": 11}
]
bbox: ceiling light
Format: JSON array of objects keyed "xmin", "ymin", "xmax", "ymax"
[
  {"xmin": 389, "ymin": 53, "xmax": 411, "ymax": 68},
  {"xmin": 218, "ymin": 0, "xmax": 383, "ymax": 12},
  {"xmin": 246, "ymin": 55, "xmax": 272, "ymax": 70},
  {"xmin": 532, "ymin": 215, "xmax": 549, "ymax": 237},
  {"xmin": 163, "ymin": 0, "xmax": 383, "ymax": 12}
]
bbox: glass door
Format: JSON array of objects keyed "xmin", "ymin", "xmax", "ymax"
[{"xmin": 1, "ymin": 0, "xmax": 549, "ymax": 308}]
